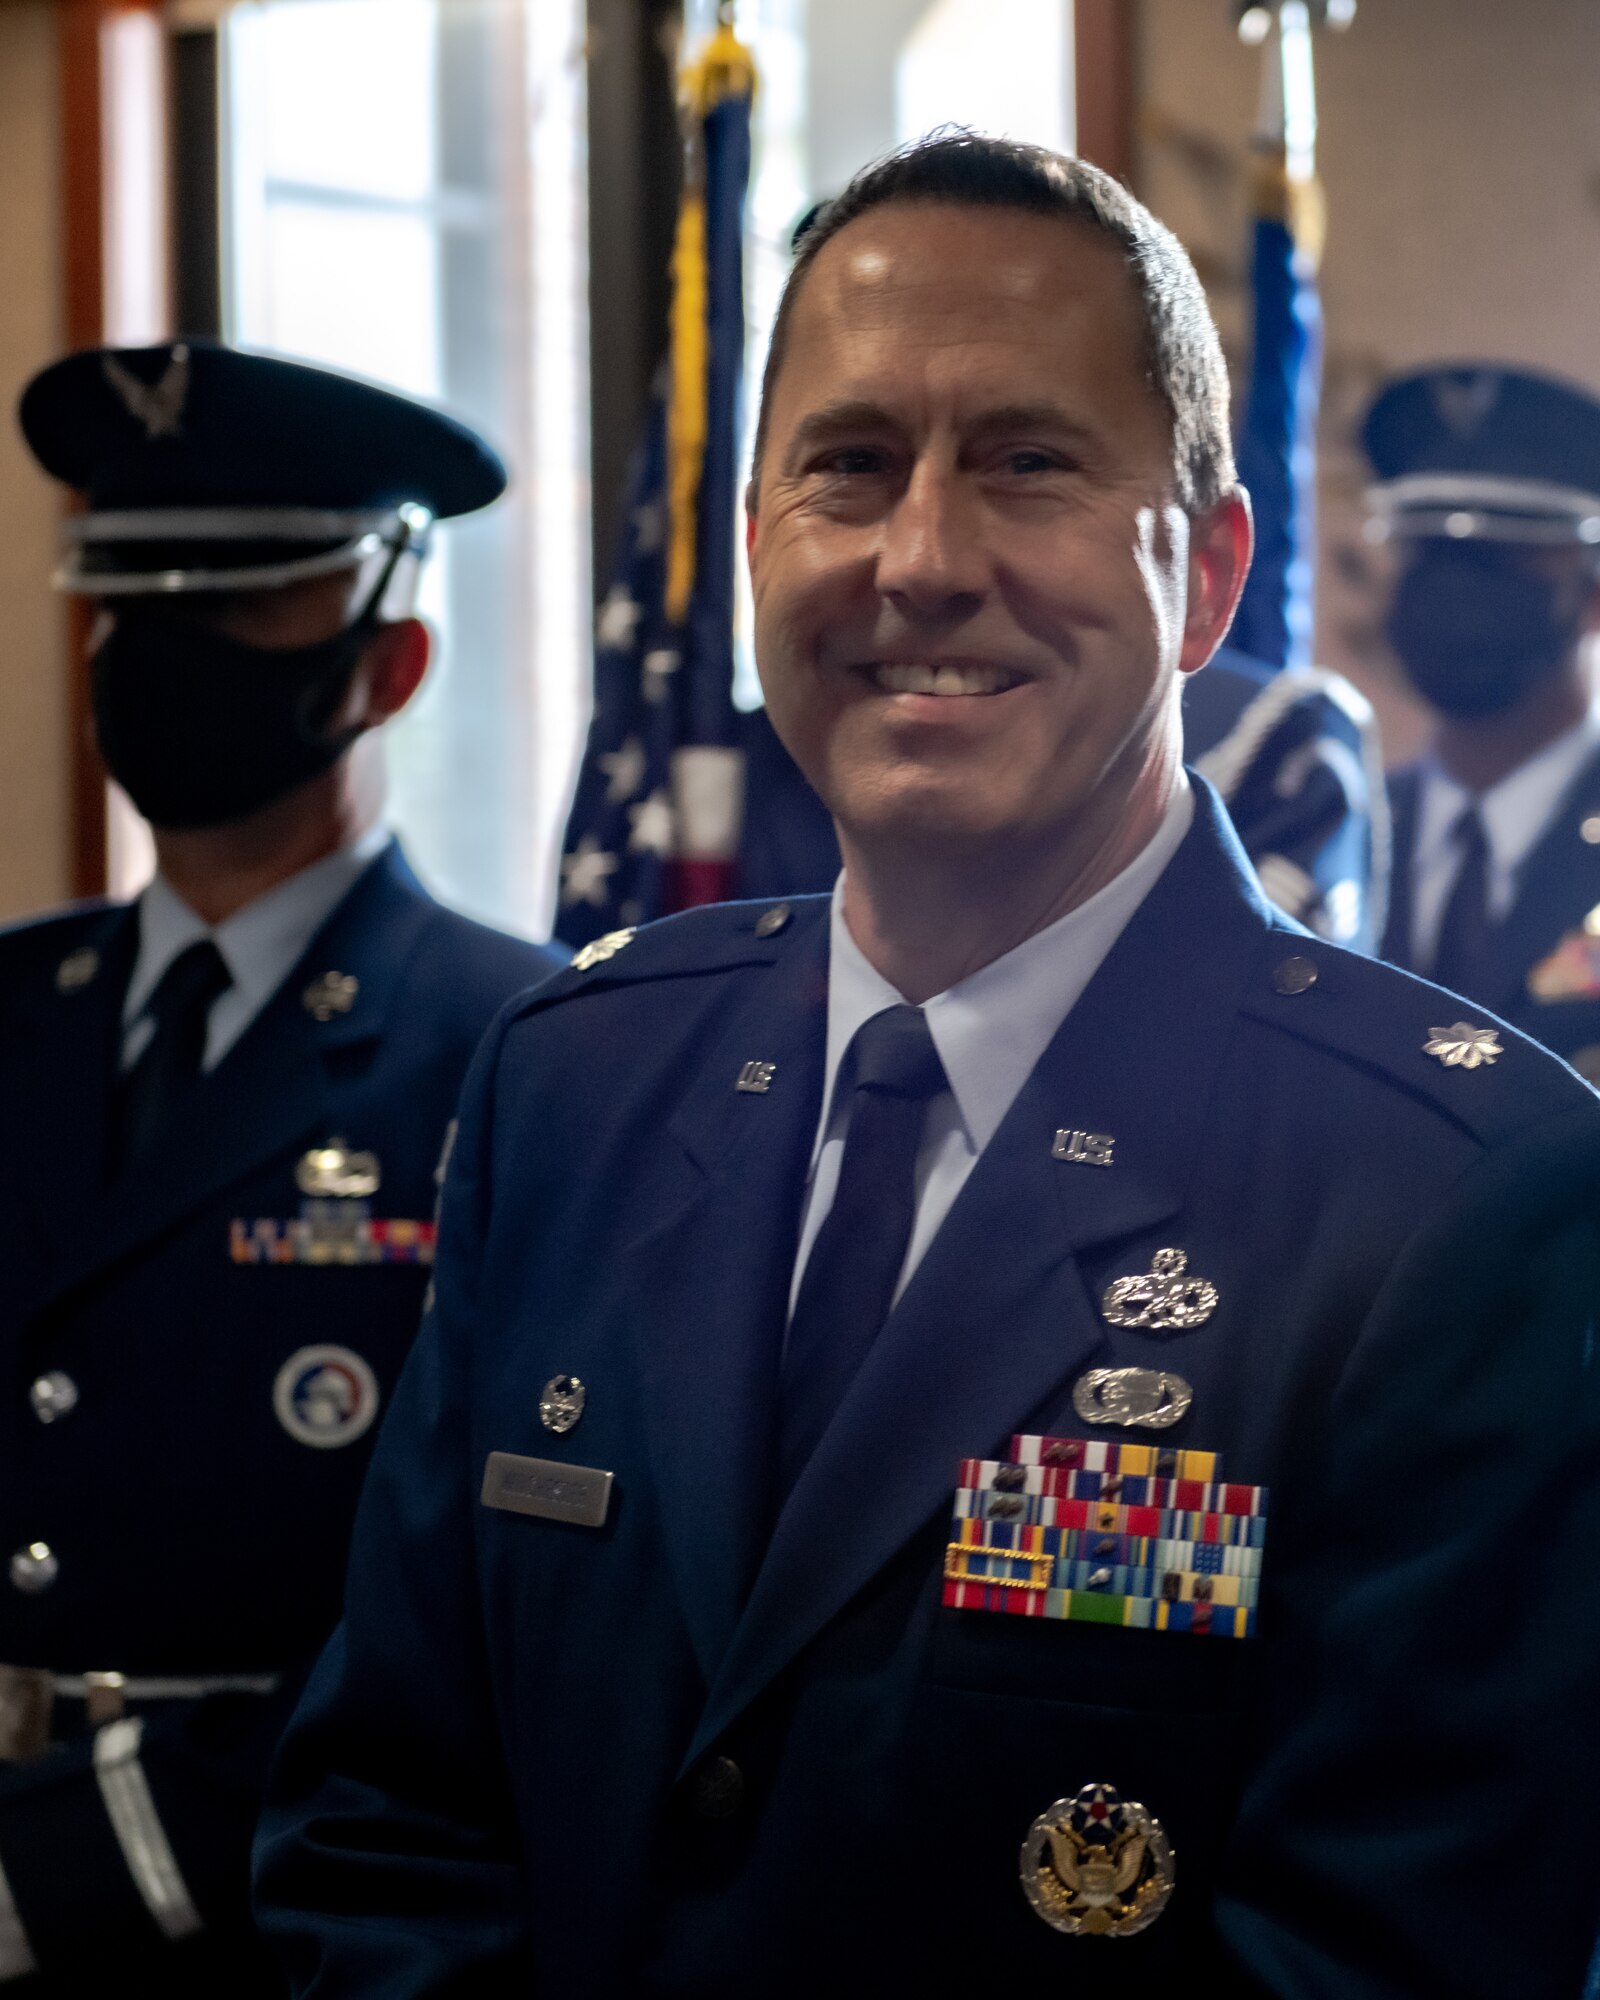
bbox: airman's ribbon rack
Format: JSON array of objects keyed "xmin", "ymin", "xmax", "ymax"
[
  {"xmin": 942, "ymin": 1434, "xmax": 1268, "ymax": 1639},
  {"xmin": 229, "ymin": 1217, "xmax": 437, "ymax": 1266}
]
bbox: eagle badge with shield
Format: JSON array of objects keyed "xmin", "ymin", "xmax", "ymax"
[{"xmin": 1019, "ymin": 1783, "xmax": 1175, "ymax": 1937}]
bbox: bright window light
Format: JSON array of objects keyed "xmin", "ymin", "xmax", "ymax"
[
  {"xmin": 897, "ymin": 0, "xmax": 1074, "ymax": 153},
  {"xmin": 222, "ymin": 0, "xmax": 589, "ymax": 941}
]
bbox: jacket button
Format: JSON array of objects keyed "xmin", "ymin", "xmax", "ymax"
[
  {"xmin": 10, "ymin": 1543, "xmax": 59, "ymax": 1594},
  {"xmin": 689, "ymin": 1754, "xmax": 746, "ymax": 1820},
  {"xmin": 754, "ymin": 905, "xmax": 791, "ymax": 939},
  {"xmin": 1271, "ymin": 954, "xmax": 1318, "ymax": 996},
  {"xmin": 30, "ymin": 1372, "xmax": 79, "ymax": 1425}
]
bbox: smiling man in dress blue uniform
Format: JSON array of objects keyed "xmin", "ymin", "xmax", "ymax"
[
  {"xmin": 258, "ymin": 139, "xmax": 1600, "ymax": 1996},
  {"xmin": 0, "ymin": 343, "xmax": 560, "ymax": 1995},
  {"xmin": 735, "ymin": 206, "xmax": 1387, "ymax": 953}
]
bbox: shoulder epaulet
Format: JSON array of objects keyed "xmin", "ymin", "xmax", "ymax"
[
  {"xmin": 519, "ymin": 894, "xmax": 828, "ymax": 1014},
  {"xmin": 0, "ymin": 899, "xmax": 120, "ymax": 975},
  {"xmin": 0, "ymin": 898, "xmax": 117, "ymax": 947},
  {"xmin": 1240, "ymin": 928, "xmax": 1596, "ymax": 1150},
  {"xmin": 0, "ymin": 900, "xmax": 131, "ymax": 1030}
]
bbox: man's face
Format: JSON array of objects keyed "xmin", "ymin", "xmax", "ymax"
[{"xmin": 748, "ymin": 202, "xmax": 1240, "ymax": 867}]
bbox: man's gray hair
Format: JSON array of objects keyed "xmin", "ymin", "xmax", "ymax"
[{"xmin": 751, "ymin": 130, "xmax": 1237, "ymax": 517}]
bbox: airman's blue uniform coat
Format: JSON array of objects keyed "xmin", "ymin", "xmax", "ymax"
[
  {"xmin": 1384, "ymin": 748, "xmax": 1600, "ymax": 1075},
  {"xmin": 257, "ymin": 787, "xmax": 1600, "ymax": 1997},
  {"xmin": 0, "ymin": 844, "xmax": 558, "ymax": 1996}
]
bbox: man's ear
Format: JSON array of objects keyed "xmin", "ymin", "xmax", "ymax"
[
  {"xmin": 349, "ymin": 618, "xmax": 430, "ymax": 727},
  {"xmin": 1178, "ymin": 489, "xmax": 1254, "ymax": 677}
]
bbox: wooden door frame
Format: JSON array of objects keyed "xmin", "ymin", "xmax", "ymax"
[
  {"xmin": 1075, "ymin": 0, "xmax": 1137, "ymax": 186},
  {"xmin": 58, "ymin": 0, "xmax": 168, "ymax": 898}
]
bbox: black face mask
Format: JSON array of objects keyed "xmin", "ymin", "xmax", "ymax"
[
  {"xmin": 90, "ymin": 608, "xmax": 373, "ymax": 829},
  {"xmin": 1385, "ymin": 541, "xmax": 1587, "ymax": 720}
]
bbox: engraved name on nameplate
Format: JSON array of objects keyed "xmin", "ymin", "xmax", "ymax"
[{"xmin": 480, "ymin": 1451, "xmax": 613, "ymax": 1529}]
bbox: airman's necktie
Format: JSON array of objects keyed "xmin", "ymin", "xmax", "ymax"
[
  {"xmin": 778, "ymin": 1003, "xmax": 948, "ymax": 1498},
  {"xmin": 1431, "ymin": 803, "xmax": 1491, "ymax": 998},
  {"xmin": 116, "ymin": 938, "xmax": 232, "ymax": 1170}
]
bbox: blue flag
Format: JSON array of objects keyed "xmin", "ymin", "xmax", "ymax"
[
  {"xmin": 1231, "ymin": 177, "xmax": 1323, "ymax": 673},
  {"xmin": 558, "ymin": 21, "xmax": 754, "ymax": 947}
]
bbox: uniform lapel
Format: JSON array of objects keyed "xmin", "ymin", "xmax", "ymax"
[
  {"xmin": 8, "ymin": 847, "xmax": 434, "ymax": 1331},
  {"xmin": 1477, "ymin": 746, "xmax": 1600, "ymax": 1019},
  {"xmin": 685, "ymin": 784, "xmax": 1273, "ymax": 1770},
  {"xmin": 1, "ymin": 907, "xmax": 138, "ymax": 1325},
  {"xmin": 620, "ymin": 909, "xmax": 829, "ymax": 1687}
]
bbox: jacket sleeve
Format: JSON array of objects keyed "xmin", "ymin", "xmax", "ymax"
[
  {"xmin": 0, "ymin": 1673, "xmax": 307, "ymax": 1985},
  {"xmin": 1217, "ymin": 1104, "xmax": 1600, "ymax": 1998},
  {"xmin": 253, "ymin": 1015, "xmax": 531, "ymax": 1998}
]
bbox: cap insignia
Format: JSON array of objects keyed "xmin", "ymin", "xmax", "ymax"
[
  {"xmin": 1429, "ymin": 370, "xmax": 1500, "ymax": 439},
  {"xmin": 101, "ymin": 344, "xmax": 190, "ymax": 441}
]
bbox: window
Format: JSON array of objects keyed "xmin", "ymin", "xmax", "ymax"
[
  {"xmin": 220, "ymin": 0, "xmax": 1074, "ymax": 923},
  {"xmin": 222, "ymin": 0, "xmax": 590, "ymax": 940}
]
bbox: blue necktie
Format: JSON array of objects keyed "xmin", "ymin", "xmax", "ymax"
[
  {"xmin": 117, "ymin": 939, "xmax": 232, "ymax": 1170},
  {"xmin": 778, "ymin": 1004, "xmax": 947, "ymax": 1498},
  {"xmin": 1431, "ymin": 804, "xmax": 1491, "ymax": 997}
]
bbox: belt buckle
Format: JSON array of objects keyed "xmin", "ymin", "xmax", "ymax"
[
  {"xmin": 0, "ymin": 1665, "xmax": 54, "ymax": 1761},
  {"xmin": 82, "ymin": 1671, "xmax": 127, "ymax": 1726}
]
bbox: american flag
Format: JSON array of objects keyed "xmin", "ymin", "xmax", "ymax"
[{"xmin": 558, "ymin": 20, "xmax": 755, "ymax": 948}]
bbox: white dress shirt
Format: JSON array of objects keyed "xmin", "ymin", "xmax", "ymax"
[
  {"xmin": 790, "ymin": 782, "xmax": 1195, "ymax": 1315},
  {"xmin": 121, "ymin": 826, "xmax": 392, "ymax": 1073},
  {"xmin": 1408, "ymin": 703, "xmax": 1600, "ymax": 973}
]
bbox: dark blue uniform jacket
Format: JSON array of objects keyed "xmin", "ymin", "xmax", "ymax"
[
  {"xmin": 0, "ymin": 843, "xmax": 558, "ymax": 1996},
  {"xmin": 1385, "ymin": 747, "xmax": 1600, "ymax": 1077},
  {"xmin": 257, "ymin": 788, "xmax": 1600, "ymax": 1997}
]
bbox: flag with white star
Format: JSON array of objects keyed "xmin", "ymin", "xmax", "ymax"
[{"xmin": 557, "ymin": 20, "xmax": 755, "ymax": 948}]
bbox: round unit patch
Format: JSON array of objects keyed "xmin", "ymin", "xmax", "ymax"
[{"xmin": 273, "ymin": 1345, "xmax": 380, "ymax": 1450}]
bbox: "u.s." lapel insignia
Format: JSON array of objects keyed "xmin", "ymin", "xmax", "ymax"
[
  {"xmin": 303, "ymin": 970, "xmax": 360, "ymax": 1022},
  {"xmin": 1019, "ymin": 1783, "xmax": 1175, "ymax": 1937},
  {"xmin": 54, "ymin": 946, "xmax": 100, "ymax": 993}
]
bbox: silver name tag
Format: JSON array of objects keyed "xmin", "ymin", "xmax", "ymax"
[{"xmin": 480, "ymin": 1451, "xmax": 613, "ymax": 1529}]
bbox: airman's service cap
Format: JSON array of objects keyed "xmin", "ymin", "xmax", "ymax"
[
  {"xmin": 1361, "ymin": 363, "xmax": 1600, "ymax": 549},
  {"xmin": 18, "ymin": 340, "xmax": 508, "ymax": 595}
]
